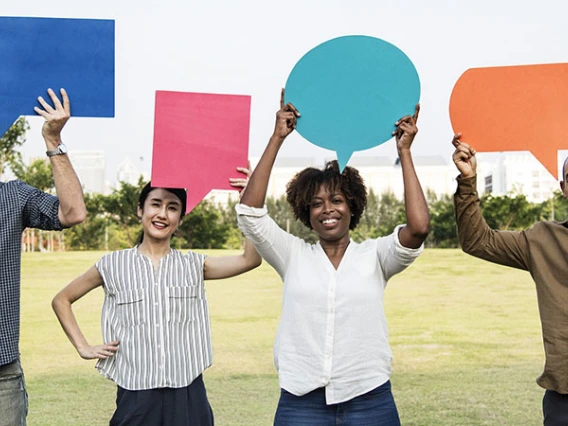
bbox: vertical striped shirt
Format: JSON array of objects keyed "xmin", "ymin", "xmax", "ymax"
[{"xmin": 95, "ymin": 247, "xmax": 212, "ymax": 391}]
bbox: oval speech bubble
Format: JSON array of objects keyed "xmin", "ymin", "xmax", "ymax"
[
  {"xmin": 284, "ymin": 35, "xmax": 420, "ymax": 170},
  {"xmin": 450, "ymin": 63, "xmax": 568, "ymax": 179}
]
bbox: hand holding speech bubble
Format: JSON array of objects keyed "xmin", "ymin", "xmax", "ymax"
[
  {"xmin": 151, "ymin": 91, "xmax": 251, "ymax": 214},
  {"xmin": 284, "ymin": 35, "xmax": 420, "ymax": 170},
  {"xmin": 449, "ymin": 63, "xmax": 568, "ymax": 178},
  {"xmin": 0, "ymin": 17, "xmax": 115, "ymax": 137}
]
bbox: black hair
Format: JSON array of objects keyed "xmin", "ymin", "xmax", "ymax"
[{"xmin": 285, "ymin": 160, "xmax": 367, "ymax": 230}]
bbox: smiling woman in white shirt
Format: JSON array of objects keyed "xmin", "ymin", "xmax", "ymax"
[
  {"xmin": 52, "ymin": 178, "xmax": 261, "ymax": 426},
  {"xmin": 237, "ymin": 90, "xmax": 429, "ymax": 426}
]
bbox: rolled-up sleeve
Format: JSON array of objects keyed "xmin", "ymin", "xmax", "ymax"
[
  {"xmin": 376, "ymin": 224, "xmax": 424, "ymax": 281},
  {"xmin": 18, "ymin": 181, "xmax": 63, "ymax": 231},
  {"xmin": 236, "ymin": 204, "xmax": 297, "ymax": 278}
]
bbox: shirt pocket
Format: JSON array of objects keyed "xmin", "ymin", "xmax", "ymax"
[
  {"xmin": 168, "ymin": 286, "xmax": 199, "ymax": 324},
  {"xmin": 115, "ymin": 288, "xmax": 146, "ymax": 327}
]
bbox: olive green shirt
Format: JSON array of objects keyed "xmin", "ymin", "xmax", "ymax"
[{"xmin": 454, "ymin": 175, "xmax": 568, "ymax": 393}]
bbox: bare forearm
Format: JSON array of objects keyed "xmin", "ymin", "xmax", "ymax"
[
  {"xmin": 52, "ymin": 297, "xmax": 90, "ymax": 354},
  {"xmin": 399, "ymin": 149, "xmax": 430, "ymax": 245},
  {"xmin": 204, "ymin": 238, "xmax": 261, "ymax": 279},
  {"xmin": 50, "ymin": 155, "xmax": 86, "ymax": 226},
  {"xmin": 240, "ymin": 135, "xmax": 284, "ymax": 208}
]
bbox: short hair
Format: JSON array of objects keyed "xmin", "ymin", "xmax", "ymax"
[
  {"xmin": 562, "ymin": 156, "xmax": 568, "ymax": 181},
  {"xmin": 285, "ymin": 160, "xmax": 367, "ymax": 230}
]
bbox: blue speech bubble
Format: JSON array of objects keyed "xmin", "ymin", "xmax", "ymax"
[
  {"xmin": 0, "ymin": 17, "xmax": 115, "ymax": 137},
  {"xmin": 284, "ymin": 35, "xmax": 420, "ymax": 170}
]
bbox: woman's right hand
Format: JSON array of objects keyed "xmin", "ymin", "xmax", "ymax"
[
  {"xmin": 272, "ymin": 88, "xmax": 300, "ymax": 141},
  {"xmin": 77, "ymin": 340, "xmax": 120, "ymax": 360}
]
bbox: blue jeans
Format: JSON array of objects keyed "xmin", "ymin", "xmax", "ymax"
[
  {"xmin": 274, "ymin": 380, "xmax": 401, "ymax": 426},
  {"xmin": 0, "ymin": 358, "xmax": 28, "ymax": 426}
]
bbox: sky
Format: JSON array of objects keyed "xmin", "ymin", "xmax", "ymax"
[{"xmin": 4, "ymin": 0, "xmax": 568, "ymax": 183}]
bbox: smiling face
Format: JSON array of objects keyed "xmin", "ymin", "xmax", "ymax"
[
  {"xmin": 308, "ymin": 184, "xmax": 352, "ymax": 244},
  {"xmin": 137, "ymin": 188, "xmax": 183, "ymax": 243}
]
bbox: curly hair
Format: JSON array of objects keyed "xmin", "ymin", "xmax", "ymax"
[{"xmin": 286, "ymin": 160, "xmax": 367, "ymax": 230}]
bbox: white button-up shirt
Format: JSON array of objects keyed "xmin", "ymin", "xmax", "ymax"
[{"xmin": 237, "ymin": 204, "xmax": 423, "ymax": 404}]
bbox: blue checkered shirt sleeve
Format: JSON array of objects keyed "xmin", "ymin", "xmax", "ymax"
[{"xmin": 0, "ymin": 180, "xmax": 62, "ymax": 365}]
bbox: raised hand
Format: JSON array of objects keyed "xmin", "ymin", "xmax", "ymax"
[
  {"xmin": 272, "ymin": 88, "xmax": 300, "ymax": 140},
  {"xmin": 393, "ymin": 104, "xmax": 420, "ymax": 152},
  {"xmin": 77, "ymin": 340, "xmax": 119, "ymax": 360},
  {"xmin": 34, "ymin": 88, "xmax": 71, "ymax": 146},
  {"xmin": 451, "ymin": 133, "xmax": 477, "ymax": 178}
]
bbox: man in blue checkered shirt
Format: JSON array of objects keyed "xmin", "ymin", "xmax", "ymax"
[{"xmin": 0, "ymin": 88, "xmax": 86, "ymax": 426}]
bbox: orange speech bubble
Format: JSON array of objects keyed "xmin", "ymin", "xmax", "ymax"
[{"xmin": 449, "ymin": 63, "xmax": 568, "ymax": 178}]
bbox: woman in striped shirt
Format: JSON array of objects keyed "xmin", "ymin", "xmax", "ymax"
[{"xmin": 52, "ymin": 175, "xmax": 261, "ymax": 426}]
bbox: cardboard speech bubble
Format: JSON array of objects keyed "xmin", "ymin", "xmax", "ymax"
[
  {"xmin": 0, "ymin": 17, "xmax": 115, "ymax": 137},
  {"xmin": 449, "ymin": 63, "xmax": 568, "ymax": 178},
  {"xmin": 150, "ymin": 91, "xmax": 251, "ymax": 213},
  {"xmin": 284, "ymin": 35, "xmax": 420, "ymax": 171}
]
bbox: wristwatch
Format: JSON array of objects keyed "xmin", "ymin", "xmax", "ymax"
[{"xmin": 46, "ymin": 143, "xmax": 68, "ymax": 157}]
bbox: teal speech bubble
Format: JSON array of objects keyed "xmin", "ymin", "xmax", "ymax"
[{"xmin": 284, "ymin": 35, "xmax": 420, "ymax": 170}]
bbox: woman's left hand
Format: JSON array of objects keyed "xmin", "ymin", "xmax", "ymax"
[
  {"xmin": 229, "ymin": 163, "xmax": 252, "ymax": 199},
  {"xmin": 393, "ymin": 104, "xmax": 420, "ymax": 152}
]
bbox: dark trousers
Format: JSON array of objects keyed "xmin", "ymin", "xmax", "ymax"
[
  {"xmin": 274, "ymin": 380, "xmax": 400, "ymax": 426},
  {"xmin": 543, "ymin": 390, "xmax": 568, "ymax": 426},
  {"xmin": 110, "ymin": 375, "xmax": 213, "ymax": 426}
]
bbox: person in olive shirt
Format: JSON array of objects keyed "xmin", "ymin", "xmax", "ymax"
[{"xmin": 451, "ymin": 133, "xmax": 568, "ymax": 426}]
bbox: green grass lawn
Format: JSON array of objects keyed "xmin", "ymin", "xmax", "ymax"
[{"xmin": 19, "ymin": 249, "xmax": 544, "ymax": 425}]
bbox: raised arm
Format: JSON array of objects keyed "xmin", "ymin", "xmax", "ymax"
[
  {"xmin": 52, "ymin": 266, "xmax": 119, "ymax": 360},
  {"xmin": 35, "ymin": 88, "xmax": 86, "ymax": 227},
  {"xmin": 240, "ymin": 89, "xmax": 300, "ymax": 208},
  {"xmin": 394, "ymin": 104, "xmax": 430, "ymax": 248},
  {"xmin": 451, "ymin": 134, "xmax": 530, "ymax": 269}
]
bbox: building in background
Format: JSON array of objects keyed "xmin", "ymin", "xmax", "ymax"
[
  {"xmin": 476, "ymin": 152, "xmax": 560, "ymax": 202},
  {"xmin": 249, "ymin": 155, "xmax": 458, "ymax": 201},
  {"xmin": 67, "ymin": 150, "xmax": 106, "ymax": 194},
  {"xmin": 116, "ymin": 158, "xmax": 149, "ymax": 187}
]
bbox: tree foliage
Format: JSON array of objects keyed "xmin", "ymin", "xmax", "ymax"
[
  {"xmin": 12, "ymin": 158, "xmax": 54, "ymax": 192},
  {"xmin": 13, "ymin": 155, "xmax": 567, "ymax": 251},
  {"xmin": 0, "ymin": 117, "xmax": 30, "ymax": 178}
]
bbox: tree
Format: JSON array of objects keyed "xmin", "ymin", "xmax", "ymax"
[
  {"xmin": 178, "ymin": 199, "xmax": 231, "ymax": 249},
  {"xmin": 480, "ymin": 192, "xmax": 542, "ymax": 230},
  {"xmin": 103, "ymin": 178, "xmax": 146, "ymax": 247},
  {"xmin": 427, "ymin": 191, "xmax": 458, "ymax": 248},
  {"xmin": 11, "ymin": 158, "xmax": 54, "ymax": 192},
  {"xmin": 0, "ymin": 117, "xmax": 29, "ymax": 178},
  {"xmin": 541, "ymin": 190, "xmax": 568, "ymax": 222},
  {"xmin": 64, "ymin": 193, "xmax": 108, "ymax": 250}
]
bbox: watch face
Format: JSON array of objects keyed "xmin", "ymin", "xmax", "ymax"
[{"xmin": 58, "ymin": 143, "xmax": 68, "ymax": 154}]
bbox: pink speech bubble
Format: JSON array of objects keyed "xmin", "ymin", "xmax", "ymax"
[{"xmin": 151, "ymin": 91, "xmax": 251, "ymax": 213}]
